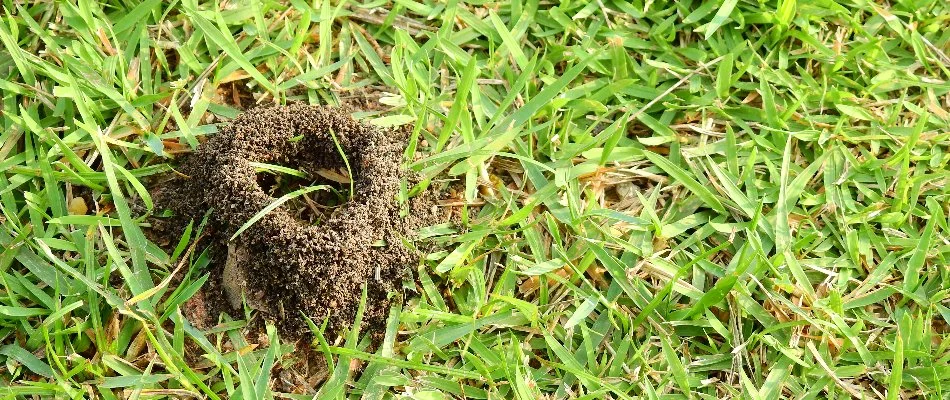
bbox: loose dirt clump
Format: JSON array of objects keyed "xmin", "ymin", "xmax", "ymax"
[{"xmin": 152, "ymin": 104, "xmax": 437, "ymax": 338}]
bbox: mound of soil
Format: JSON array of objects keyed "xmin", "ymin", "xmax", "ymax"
[{"xmin": 152, "ymin": 104, "xmax": 437, "ymax": 337}]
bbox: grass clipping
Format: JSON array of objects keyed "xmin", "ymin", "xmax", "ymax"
[{"xmin": 154, "ymin": 104, "xmax": 435, "ymax": 337}]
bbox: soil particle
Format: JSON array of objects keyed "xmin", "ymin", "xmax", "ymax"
[{"xmin": 151, "ymin": 104, "xmax": 439, "ymax": 338}]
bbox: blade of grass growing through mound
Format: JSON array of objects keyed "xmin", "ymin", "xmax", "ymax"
[
  {"xmin": 230, "ymin": 185, "xmax": 332, "ymax": 241},
  {"xmin": 327, "ymin": 128, "xmax": 354, "ymax": 201},
  {"xmin": 248, "ymin": 162, "xmax": 308, "ymax": 178}
]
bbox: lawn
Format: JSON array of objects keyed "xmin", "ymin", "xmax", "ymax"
[{"xmin": 1, "ymin": 0, "xmax": 949, "ymax": 398}]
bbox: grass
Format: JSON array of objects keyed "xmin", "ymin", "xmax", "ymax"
[{"xmin": 1, "ymin": 0, "xmax": 949, "ymax": 398}]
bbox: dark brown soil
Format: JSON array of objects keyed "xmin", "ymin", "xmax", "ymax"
[{"xmin": 151, "ymin": 104, "xmax": 438, "ymax": 338}]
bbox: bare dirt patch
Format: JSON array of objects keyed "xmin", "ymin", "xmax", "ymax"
[{"xmin": 151, "ymin": 104, "xmax": 438, "ymax": 338}]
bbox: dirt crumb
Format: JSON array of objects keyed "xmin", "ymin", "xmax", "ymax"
[{"xmin": 151, "ymin": 104, "xmax": 440, "ymax": 338}]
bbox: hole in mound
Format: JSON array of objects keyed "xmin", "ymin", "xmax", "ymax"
[{"xmin": 253, "ymin": 164, "xmax": 353, "ymax": 225}]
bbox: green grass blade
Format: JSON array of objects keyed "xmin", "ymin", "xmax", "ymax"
[
  {"xmin": 230, "ymin": 185, "xmax": 331, "ymax": 241},
  {"xmin": 643, "ymin": 150, "xmax": 726, "ymax": 214}
]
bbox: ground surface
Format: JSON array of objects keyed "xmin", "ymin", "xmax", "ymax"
[{"xmin": 1, "ymin": 1, "xmax": 949, "ymax": 399}]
